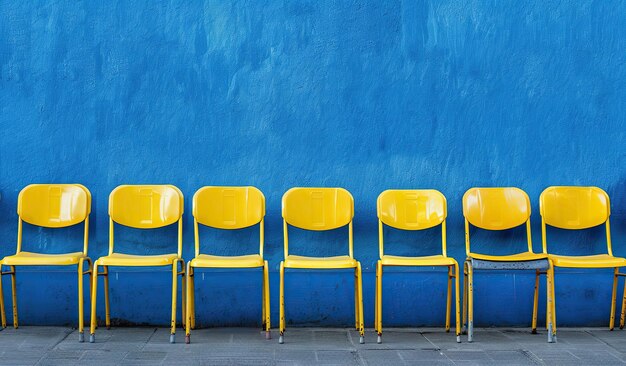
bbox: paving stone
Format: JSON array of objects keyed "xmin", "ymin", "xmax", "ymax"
[
  {"xmin": 316, "ymin": 350, "xmax": 360, "ymax": 364},
  {"xmin": 41, "ymin": 350, "xmax": 84, "ymax": 360},
  {"xmin": 36, "ymin": 361, "xmax": 81, "ymax": 366},
  {"xmin": 452, "ymin": 362, "xmax": 511, "ymax": 366},
  {"xmin": 194, "ymin": 359, "xmax": 273, "ymax": 366},
  {"xmin": 360, "ymin": 349, "xmax": 404, "ymax": 365},
  {"xmin": 79, "ymin": 349, "xmax": 128, "ymax": 362},
  {"xmin": 403, "ymin": 361, "xmax": 454, "ymax": 366},
  {"xmin": 0, "ymin": 355, "xmax": 45, "ymax": 366},
  {"xmin": 442, "ymin": 350, "xmax": 492, "ymax": 362},
  {"xmin": 124, "ymin": 351, "xmax": 167, "ymax": 361},
  {"xmin": 486, "ymin": 350, "xmax": 537, "ymax": 362},
  {"xmin": 397, "ymin": 349, "xmax": 451, "ymax": 361},
  {"xmin": 274, "ymin": 349, "xmax": 317, "ymax": 362},
  {"xmin": 160, "ymin": 360, "xmax": 204, "ymax": 366},
  {"xmin": 566, "ymin": 349, "xmax": 624, "ymax": 364},
  {"xmin": 529, "ymin": 349, "xmax": 582, "ymax": 363}
]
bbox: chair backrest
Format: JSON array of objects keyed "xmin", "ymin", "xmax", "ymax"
[
  {"xmin": 108, "ymin": 185, "xmax": 183, "ymax": 256},
  {"xmin": 462, "ymin": 187, "xmax": 533, "ymax": 255},
  {"xmin": 539, "ymin": 186, "xmax": 612, "ymax": 255},
  {"xmin": 377, "ymin": 189, "xmax": 448, "ymax": 258},
  {"xmin": 282, "ymin": 187, "xmax": 354, "ymax": 258},
  {"xmin": 193, "ymin": 186, "xmax": 265, "ymax": 257},
  {"xmin": 16, "ymin": 184, "xmax": 91, "ymax": 254}
]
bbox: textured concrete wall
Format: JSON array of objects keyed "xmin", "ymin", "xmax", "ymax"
[{"xmin": 1, "ymin": 1, "xmax": 625, "ymax": 327}]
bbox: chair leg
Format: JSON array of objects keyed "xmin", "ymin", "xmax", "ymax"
[
  {"xmin": 547, "ymin": 261, "xmax": 556, "ymax": 343},
  {"xmin": 0, "ymin": 265, "xmax": 6, "ymax": 329},
  {"xmin": 169, "ymin": 262, "xmax": 178, "ymax": 344},
  {"xmin": 89, "ymin": 261, "xmax": 99, "ymax": 343},
  {"xmin": 376, "ymin": 261, "xmax": 382, "ymax": 343},
  {"xmin": 10, "ymin": 266, "xmax": 17, "ymax": 329},
  {"xmin": 546, "ymin": 270, "xmax": 552, "ymax": 331},
  {"xmin": 190, "ymin": 268, "xmax": 196, "ymax": 330},
  {"xmin": 466, "ymin": 261, "xmax": 474, "ymax": 342},
  {"xmin": 356, "ymin": 262, "xmax": 364, "ymax": 344},
  {"xmin": 185, "ymin": 263, "xmax": 192, "ymax": 344},
  {"xmin": 550, "ymin": 266, "xmax": 556, "ymax": 336},
  {"xmin": 454, "ymin": 262, "xmax": 461, "ymax": 343},
  {"xmin": 181, "ymin": 262, "xmax": 186, "ymax": 330},
  {"xmin": 532, "ymin": 270, "xmax": 539, "ymax": 334},
  {"xmin": 354, "ymin": 267, "xmax": 359, "ymax": 330},
  {"xmin": 446, "ymin": 265, "xmax": 452, "ymax": 333},
  {"xmin": 374, "ymin": 263, "xmax": 378, "ymax": 334},
  {"xmin": 103, "ymin": 266, "xmax": 111, "ymax": 329},
  {"xmin": 620, "ymin": 278, "xmax": 626, "ymax": 329},
  {"xmin": 279, "ymin": 261, "xmax": 285, "ymax": 344},
  {"xmin": 262, "ymin": 265, "xmax": 266, "ymax": 331},
  {"xmin": 263, "ymin": 261, "xmax": 271, "ymax": 339},
  {"xmin": 78, "ymin": 259, "xmax": 85, "ymax": 342},
  {"xmin": 86, "ymin": 258, "xmax": 93, "ymax": 316},
  {"xmin": 610, "ymin": 268, "xmax": 619, "ymax": 330},
  {"xmin": 462, "ymin": 262, "xmax": 468, "ymax": 335}
]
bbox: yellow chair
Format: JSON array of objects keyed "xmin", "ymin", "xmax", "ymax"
[
  {"xmin": 463, "ymin": 187, "xmax": 554, "ymax": 342},
  {"xmin": 375, "ymin": 189, "xmax": 461, "ymax": 343},
  {"xmin": 539, "ymin": 186, "xmax": 626, "ymax": 338},
  {"xmin": 279, "ymin": 187, "xmax": 364, "ymax": 344},
  {"xmin": 89, "ymin": 185, "xmax": 185, "ymax": 343},
  {"xmin": 0, "ymin": 184, "xmax": 92, "ymax": 342},
  {"xmin": 184, "ymin": 186, "xmax": 270, "ymax": 344}
]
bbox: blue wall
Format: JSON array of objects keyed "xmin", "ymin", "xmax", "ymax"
[{"xmin": 1, "ymin": 1, "xmax": 625, "ymax": 328}]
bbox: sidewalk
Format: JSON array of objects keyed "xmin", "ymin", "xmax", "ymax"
[{"xmin": 1, "ymin": 326, "xmax": 625, "ymax": 365}]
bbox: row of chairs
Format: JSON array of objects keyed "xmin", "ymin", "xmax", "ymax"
[{"xmin": 0, "ymin": 185, "xmax": 623, "ymax": 346}]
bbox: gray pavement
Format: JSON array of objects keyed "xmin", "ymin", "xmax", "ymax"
[{"xmin": 1, "ymin": 326, "xmax": 626, "ymax": 365}]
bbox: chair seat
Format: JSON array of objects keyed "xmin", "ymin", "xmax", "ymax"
[
  {"xmin": 468, "ymin": 251, "xmax": 548, "ymax": 262},
  {"xmin": 549, "ymin": 254, "xmax": 626, "ymax": 268},
  {"xmin": 381, "ymin": 254, "xmax": 457, "ymax": 266},
  {"xmin": 1, "ymin": 251, "xmax": 85, "ymax": 266},
  {"xmin": 190, "ymin": 254, "xmax": 264, "ymax": 268},
  {"xmin": 96, "ymin": 253, "xmax": 179, "ymax": 267},
  {"xmin": 284, "ymin": 255, "xmax": 358, "ymax": 269}
]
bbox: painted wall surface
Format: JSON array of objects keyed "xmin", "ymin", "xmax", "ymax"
[{"xmin": 1, "ymin": 1, "xmax": 625, "ymax": 328}]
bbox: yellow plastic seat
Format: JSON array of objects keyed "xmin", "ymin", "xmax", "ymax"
[
  {"xmin": 90, "ymin": 185, "xmax": 185, "ymax": 344},
  {"xmin": 462, "ymin": 187, "xmax": 554, "ymax": 343},
  {"xmin": 279, "ymin": 187, "xmax": 364, "ymax": 344},
  {"xmin": 185, "ymin": 186, "xmax": 270, "ymax": 344},
  {"xmin": 96, "ymin": 253, "xmax": 180, "ymax": 267},
  {"xmin": 284, "ymin": 255, "xmax": 357, "ymax": 269},
  {"xmin": 380, "ymin": 254, "xmax": 457, "ymax": 267},
  {"xmin": 375, "ymin": 190, "xmax": 461, "ymax": 344},
  {"xmin": 539, "ymin": 186, "xmax": 626, "ymax": 333},
  {"xmin": 1, "ymin": 251, "xmax": 85, "ymax": 266},
  {"xmin": 0, "ymin": 184, "xmax": 93, "ymax": 342},
  {"xmin": 190, "ymin": 254, "xmax": 264, "ymax": 268},
  {"xmin": 549, "ymin": 254, "xmax": 626, "ymax": 268}
]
